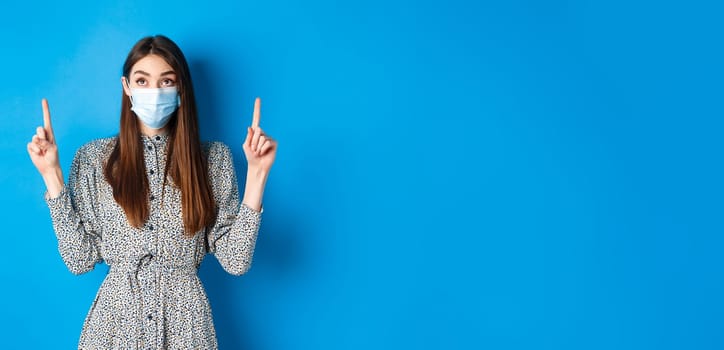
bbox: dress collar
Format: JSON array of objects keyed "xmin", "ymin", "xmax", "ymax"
[{"xmin": 141, "ymin": 131, "xmax": 170, "ymax": 144}]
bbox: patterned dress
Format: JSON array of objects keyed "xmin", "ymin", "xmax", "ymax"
[{"xmin": 45, "ymin": 134, "xmax": 262, "ymax": 349}]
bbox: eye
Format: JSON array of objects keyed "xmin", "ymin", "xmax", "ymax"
[
  {"xmin": 162, "ymin": 78, "xmax": 176, "ymax": 87},
  {"xmin": 135, "ymin": 78, "xmax": 147, "ymax": 86}
]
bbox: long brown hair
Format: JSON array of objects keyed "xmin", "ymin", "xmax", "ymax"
[{"xmin": 104, "ymin": 35, "xmax": 216, "ymax": 236}]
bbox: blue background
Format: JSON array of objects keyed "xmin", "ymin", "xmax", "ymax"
[{"xmin": 1, "ymin": 0, "xmax": 723, "ymax": 349}]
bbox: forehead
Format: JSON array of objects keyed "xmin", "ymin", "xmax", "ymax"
[{"xmin": 131, "ymin": 54, "xmax": 175, "ymax": 75}]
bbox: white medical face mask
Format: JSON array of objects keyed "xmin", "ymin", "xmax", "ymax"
[{"xmin": 128, "ymin": 85, "xmax": 180, "ymax": 129}]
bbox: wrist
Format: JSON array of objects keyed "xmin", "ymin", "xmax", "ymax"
[
  {"xmin": 243, "ymin": 167, "xmax": 268, "ymax": 212},
  {"xmin": 246, "ymin": 166, "xmax": 269, "ymax": 183},
  {"xmin": 42, "ymin": 167, "xmax": 64, "ymax": 198}
]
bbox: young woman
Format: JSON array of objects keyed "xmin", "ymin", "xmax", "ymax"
[{"xmin": 26, "ymin": 35, "xmax": 277, "ymax": 349}]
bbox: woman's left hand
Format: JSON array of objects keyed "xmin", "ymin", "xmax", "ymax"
[{"xmin": 243, "ymin": 97, "xmax": 277, "ymax": 174}]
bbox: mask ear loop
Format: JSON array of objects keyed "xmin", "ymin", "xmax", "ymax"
[
  {"xmin": 125, "ymin": 77, "xmax": 135, "ymax": 106},
  {"xmin": 174, "ymin": 84, "xmax": 181, "ymax": 107}
]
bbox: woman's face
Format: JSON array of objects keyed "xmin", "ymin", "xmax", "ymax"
[{"xmin": 121, "ymin": 54, "xmax": 177, "ymax": 96}]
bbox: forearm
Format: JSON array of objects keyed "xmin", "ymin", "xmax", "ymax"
[
  {"xmin": 211, "ymin": 203, "xmax": 261, "ymax": 275},
  {"xmin": 46, "ymin": 186, "xmax": 101, "ymax": 275},
  {"xmin": 213, "ymin": 169, "xmax": 264, "ymax": 275},
  {"xmin": 241, "ymin": 167, "xmax": 268, "ymax": 212},
  {"xmin": 42, "ymin": 167, "xmax": 65, "ymax": 199}
]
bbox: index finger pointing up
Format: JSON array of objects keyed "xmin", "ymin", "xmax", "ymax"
[
  {"xmin": 42, "ymin": 98, "xmax": 55, "ymax": 142},
  {"xmin": 252, "ymin": 97, "xmax": 261, "ymax": 128}
]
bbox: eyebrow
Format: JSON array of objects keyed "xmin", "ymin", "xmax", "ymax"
[{"xmin": 132, "ymin": 70, "xmax": 176, "ymax": 76}]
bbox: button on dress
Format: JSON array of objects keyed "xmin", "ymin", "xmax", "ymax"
[{"xmin": 45, "ymin": 134, "xmax": 262, "ymax": 349}]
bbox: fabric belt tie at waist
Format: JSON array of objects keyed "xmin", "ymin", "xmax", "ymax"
[{"xmin": 109, "ymin": 256, "xmax": 197, "ymax": 276}]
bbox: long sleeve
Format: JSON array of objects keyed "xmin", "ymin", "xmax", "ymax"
[
  {"xmin": 46, "ymin": 144, "xmax": 103, "ymax": 275},
  {"xmin": 206, "ymin": 142, "xmax": 262, "ymax": 276}
]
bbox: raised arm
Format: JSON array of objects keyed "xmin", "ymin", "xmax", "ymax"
[
  {"xmin": 28, "ymin": 99, "xmax": 103, "ymax": 274},
  {"xmin": 207, "ymin": 97, "xmax": 277, "ymax": 275}
]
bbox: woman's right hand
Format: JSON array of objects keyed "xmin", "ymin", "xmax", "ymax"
[{"xmin": 27, "ymin": 98, "xmax": 64, "ymax": 197}]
